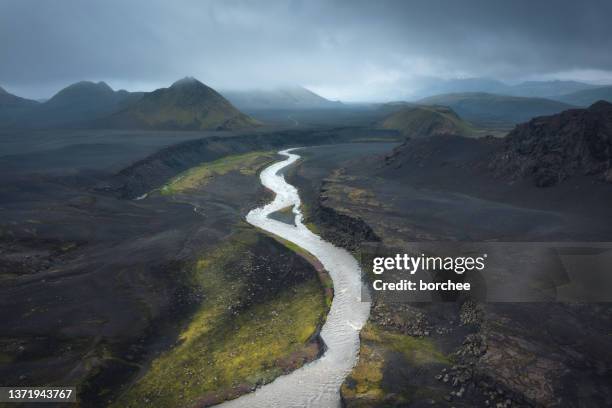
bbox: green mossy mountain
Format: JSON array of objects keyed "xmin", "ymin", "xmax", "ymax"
[
  {"xmin": 104, "ymin": 77, "xmax": 260, "ymax": 130},
  {"xmin": 378, "ymin": 105, "xmax": 478, "ymax": 138}
]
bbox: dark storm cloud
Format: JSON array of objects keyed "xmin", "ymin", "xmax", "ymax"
[{"xmin": 1, "ymin": 0, "xmax": 611, "ymax": 100}]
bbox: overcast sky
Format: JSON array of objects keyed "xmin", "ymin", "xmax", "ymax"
[{"xmin": 1, "ymin": 0, "xmax": 612, "ymax": 101}]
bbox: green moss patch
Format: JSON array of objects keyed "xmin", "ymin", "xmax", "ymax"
[
  {"xmin": 341, "ymin": 322, "xmax": 450, "ymax": 406},
  {"xmin": 113, "ymin": 228, "xmax": 328, "ymax": 407},
  {"xmin": 159, "ymin": 151, "xmax": 276, "ymax": 195}
]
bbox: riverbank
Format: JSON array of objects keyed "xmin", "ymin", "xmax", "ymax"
[{"xmin": 218, "ymin": 149, "xmax": 370, "ymax": 407}]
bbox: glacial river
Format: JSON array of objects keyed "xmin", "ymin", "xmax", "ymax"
[{"xmin": 218, "ymin": 148, "xmax": 371, "ymax": 407}]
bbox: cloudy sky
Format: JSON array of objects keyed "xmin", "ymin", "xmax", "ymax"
[{"xmin": 1, "ymin": 0, "xmax": 612, "ymax": 101}]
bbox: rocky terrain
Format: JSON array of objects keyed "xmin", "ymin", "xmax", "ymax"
[
  {"xmin": 491, "ymin": 100, "xmax": 612, "ymax": 187},
  {"xmin": 287, "ymin": 138, "xmax": 612, "ymax": 407},
  {"xmin": 0, "ymin": 147, "xmax": 326, "ymax": 406},
  {"xmin": 1, "ymin": 128, "xmax": 397, "ymax": 406}
]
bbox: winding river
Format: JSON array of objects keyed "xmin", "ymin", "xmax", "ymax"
[{"xmin": 218, "ymin": 148, "xmax": 371, "ymax": 407}]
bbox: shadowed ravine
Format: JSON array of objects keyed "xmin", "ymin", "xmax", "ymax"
[{"xmin": 217, "ymin": 149, "xmax": 371, "ymax": 407}]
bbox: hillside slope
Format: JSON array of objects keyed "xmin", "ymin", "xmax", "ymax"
[
  {"xmin": 378, "ymin": 105, "xmax": 479, "ymax": 138},
  {"xmin": 33, "ymin": 81, "xmax": 143, "ymax": 127},
  {"xmin": 0, "ymin": 86, "xmax": 39, "ymax": 109},
  {"xmin": 222, "ymin": 86, "xmax": 341, "ymax": 110},
  {"xmin": 556, "ymin": 86, "xmax": 612, "ymax": 107},
  {"xmin": 418, "ymin": 92, "xmax": 574, "ymax": 127},
  {"xmin": 105, "ymin": 77, "xmax": 259, "ymax": 130},
  {"xmin": 0, "ymin": 86, "xmax": 40, "ymax": 125},
  {"xmin": 0, "ymin": 82, "xmax": 143, "ymax": 128},
  {"xmin": 490, "ymin": 101, "xmax": 612, "ymax": 186}
]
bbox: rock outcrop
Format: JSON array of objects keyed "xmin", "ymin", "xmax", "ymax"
[{"xmin": 491, "ymin": 101, "xmax": 612, "ymax": 187}]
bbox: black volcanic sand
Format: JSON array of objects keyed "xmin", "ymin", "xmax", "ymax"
[
  {"xmin": 287, "ymin": 141, "xmax": 612, "ymax": 407},
  {"xmin": 1, "ymin": 129, "xmax": 396, "ymax": 406},
  {"xmin": 0, "ymin": 128, "xmax": 214, "ymax": 175},
  {"xmin": 0, "ymin": 157, "xmax": 273, "ymax": 402}
]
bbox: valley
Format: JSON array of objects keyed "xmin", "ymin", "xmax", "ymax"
[{"xmin": 1, "ymin": 64, "xmax": 612, "ymax": 408}]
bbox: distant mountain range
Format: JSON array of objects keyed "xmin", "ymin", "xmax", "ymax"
[
  {"xmin": 3, "ymin": 76, "xmax": 611, "ymax": 130},
  {"xmin": 555, "ymin": 85, "xmax": 612, "ymax": 107},
  {"xmin": 0, "ymin": 78, "xmax": 259, "ymax": 130},
  {"xmin": 220, "ymin": 86, "xmax": 342, "ymax": 110},
  {"xmin": 410, "ymin": 78, "xmax": 603, "ymax": 100},
  {"xmin": 417, "ymin": 92, "xmax": 574, "ymax": 127}
]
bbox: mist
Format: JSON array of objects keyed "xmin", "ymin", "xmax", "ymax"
[{"xmin": 1, "ymin": 0, "xmax": 612, "ymax": 101}]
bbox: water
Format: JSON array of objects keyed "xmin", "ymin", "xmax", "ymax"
[{"xmin": 217, "ymin": 148, "xmax": 371, "ymax": 408}]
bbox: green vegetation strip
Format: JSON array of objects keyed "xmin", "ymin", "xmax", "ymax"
[
  {"xmin": 114, "ymin": 228, "xmax": 327, "ymax": 407},
  {"xmin": 341, "ymin": 323, "xmax": 449, "ymax": 402},
  {"xmin": 160, "ymin": 151, "xmax": 277, "ymax": 195}
]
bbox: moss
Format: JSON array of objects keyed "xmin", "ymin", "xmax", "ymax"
[
  {"xmin": 360, "ymin": 323, "xmax": 449, "ymax": 365},
  {"xmin": 342, "ymin": 345, "xmax": 385, "ymax": 400},
  {"xmin": 113, "ymin": 229, "xmax": 328, "ymax": 408},
  {"xmin": 341, "ymin": 322, "xmax": 450, "ymax": 405},
  {"xmin": 159, "ymin": 151, "xmax": 276, "ymax": 195},
  {"xmin": 298, "ymin": 202, "xmax": 320, "ymax": 234}
]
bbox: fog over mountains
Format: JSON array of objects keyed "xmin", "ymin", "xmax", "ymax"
[
  {"xmin": 2, "ymin": 0, "xmax": 612, "ymax": 101},
  {"xmin": 2, "ymin": 76, "xmax": 612, "ymax": 130}
]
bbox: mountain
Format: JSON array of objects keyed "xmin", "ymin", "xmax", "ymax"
[
  {"xmin": 0, "ymin": 81, "xmax": 144, "ymax": 128},
  {"xmin": 418, "ymin": 92, "xmax": 574, "ymax": 127},
  {"xmin": 378, "ymin": 105, "xmax": 478, "ymax": 138},
  {"xmin": 221, "ymin": 86, "xmax": 342, "ymax": 110},
  {"xmin": 555, "ymin": 85, "xmax": 612, "ymax": 107},
  {"xmin": 490, "ymin": 101, "xmax": 612, "ymax": 187},
  {"xmin": 103, "ymin": 77, "xmax": 259, "ymax": 130},
  {"xmin": 0, "ymin": 86, "xmax": 39, "ymax": 109},
  {"xmin": 508, "ymin": 80, "xmax": 597, "ymax": 98},
  {"xmin": 411, "ymin": 77, "xmax": 509, "ymax": 99},
  {"xmin": 0, "ymin": 86, "xmax": 40, "ymax": 125},
  {"xmin": 410, "ymin": 78, "xmax": 598, "ymax": 100},
  {"xmin": 32, "ymin": 81, "xmax": 144, "ymax": 127}
]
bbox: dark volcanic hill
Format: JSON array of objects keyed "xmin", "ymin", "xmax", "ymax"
[
  {"xmin": 556, "ymin": 85, "xmax": 612, "ymax": 107},
  {"xmin": 490, "ymin": 101, "xmax": 612, "ymax": 187},
  {"xmin": 418, "ymin": 92, "xmax": 574, "ymax": 127},
  {"xmin": 0, "ymin": 81, "xmax": 144, "ymax": 128},
  {"xmin": 378, "ymin": 105, "xmax": 479, "ymax": 138},
  {"xmin": 104, "ymin": 77, "xmax": 259, "ymax": 130},
  {"xmin": 0, "ymin": 86, "xmax": 40, "ymax": 125},
  {"xmin": 31, "ymin": 81, "xmax": 144, "ymax": 127},
  {"xmin": 0, "ymin": 86, "xmax": 39, "ymax": 109}
]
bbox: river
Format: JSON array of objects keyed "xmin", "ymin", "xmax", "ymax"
[{"xmin": 217, "ymin": 148, "xmax": 371, "ymax": 407}]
